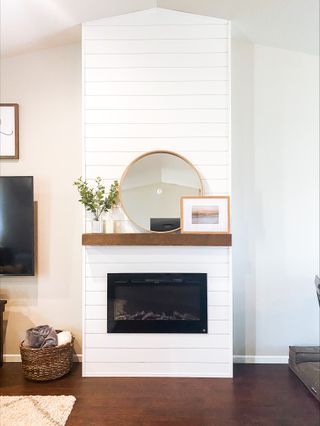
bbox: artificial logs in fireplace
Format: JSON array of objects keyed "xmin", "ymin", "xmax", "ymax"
[{"xmin": 107, "ymin": 273, "xmax": 207, "ymax": 333}]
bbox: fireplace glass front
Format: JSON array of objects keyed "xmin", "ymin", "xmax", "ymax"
[{"xmin": 107, "ymin": 273, "xmax": 207, "ymax": 333}]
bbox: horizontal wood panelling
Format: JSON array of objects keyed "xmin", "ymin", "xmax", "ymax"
[
  {"xmin": 84, "ymin": 39, "xmax": 228, "ymax": 54},
  {"xmin": 85, "ymin": 320, "xmax": 107, "ymax": 334},
  {"xmin": 85, "ymin": 94, "xmax": 228, "ymax": 110},
  {"xmin": 85, "ymin": 123, "xmax": 228, "ymax": 138},
  {"xmin": 202, "ymin": 179, "xmax": 229, "ymax": 194},
  {"xmin": 85, "ymin": 150, "xmax": 228, "ymax": 166},
  {"xmin": 85, "ymin": 263, "xmax": 229, "ymax": 278},
  {"xmin": 85, "ymin": 67, "xmax": 228, "ymax": 82},
  {"xmin": 83, "ymin": 9, "xmax": 231, "ymax": 378},
  {"xmin": 85, "ymin": 53, "xmax": 228, "ymax": 69},
  {"xmin": 85, "ymin": 246, "xmax": 229, "ymax": 263},
  {"xmin": 84, "ymin": 137, "xmax": 229, "ymax": 152},
  {"xmin": 84, "ymin": 362, "xmax": 231, "ymax": 377},
  {"xmin": 208, "ymin": 306, "xmax": 230, "ymax": 320},
  {"xmin": 208, "ymin": 292, "xmax": 229, "ymax": 306},
  {"xmin": 85, "ymin": 292, "xmax": 107, "ymax": 306},
  {"xmin": 85, "ymin": 306, "xmax": 108, "ymax": 320},
  {"xmin": 85, "ymin": 333, "xmax": 231, "ymax": 349},
  {"xmin": 85, "ymin": 163, "xmax": 227, "ymax": 179},
  {"xmin": 85, "ymin": 347, "xmax": 230, "ymax": 363},
  {"xmin": 84, "ymin": 25, "xmax": 228, "ymax": 41},
  {"xmin": 85, "ymin": 81, "xmax": 228, "ymax": 96},
  {"xmin": 85, "ymin": 109, "xmax": 228, "ymax": 125}
]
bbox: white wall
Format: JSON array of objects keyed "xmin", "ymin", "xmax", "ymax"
[
  {"xmin": 0, "ymin": 43, "xmax": 82, "ymax": 357},
  {"xmin": 83, "ymin": 8, "xmax": 233, "ymax": 377},
  {"xmin": 0, "ymin": 7, "xmax": 317, "ymax": 364},
  {"xmin": 232, "ymin": 43, "xmax": 319, "ymax": 361}
]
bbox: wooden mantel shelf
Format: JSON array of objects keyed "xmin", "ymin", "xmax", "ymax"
[{"xmin": 82, "ymin": 233, "xmax": 232, "ymax": 247}]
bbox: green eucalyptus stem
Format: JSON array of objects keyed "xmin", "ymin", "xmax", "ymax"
[{"xmin": 73, "ymin": 177, "xmax": 119, "ymax": 221}]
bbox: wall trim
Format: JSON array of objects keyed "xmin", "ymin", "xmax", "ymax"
[
  {"xmin": 83, "ymin": 372, "xmax": 233, "ymax": 378},
  {"xmin": 4, "ymin": 354, "xmax": 287, "ymax": 364},
  {"xmin": 233, "ymin": 355, "xmax": 288, "ymax": 364},
  {"xmin": 4, "ymin": 354, "xmax": 82, "ymax": 363}
]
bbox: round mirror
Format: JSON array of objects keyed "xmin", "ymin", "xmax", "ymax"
[{"xmin": 120, "ymin": 151, "xmax": 202, "ymax": 232}]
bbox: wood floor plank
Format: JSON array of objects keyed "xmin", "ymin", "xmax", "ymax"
[{"xmin": 0, "ymin": 364, "xmax": 319, "ymax": 425}]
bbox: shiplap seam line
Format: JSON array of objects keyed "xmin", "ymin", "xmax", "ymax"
[
  {"xmin": 84, "ymin": 24, "xmax": 228, "ymax": 28},
  {"xmin": 83, "ymin": 361, "xmax": 229, "ymax": 364},
  {"xmin": 85, "ymin": 262, "xmax": 229, "ymax": 265},
  {"xmin": 85, "ymin": 151, "xmax": 228, "ymax": 154},
  {"xmin": 85, "ymin": 332, "xmax": 230, "ymax": 336},
  {"xmin": 85, "ymin": 163, "xmax": 229, "ymax": 165},
  {"xmin": 85, "ymin": 108, "xmax": 228, "ymax": 110},
  {"xmin": 85, "ymin": 52, "xmax": 227, "ymax": 55},
  {"xmin": 84, "ymin": 346, "xmax": 230, "ymax": 350},
  {"xmin": 84, "ymin": 136, "xmax": 227, "ymax": 139},
  {"xmin": 85, "ymin": 94, "xmax": 227, "ymax": 97},
  {"xmin": 84, "ymin": 177, "xmax": 229, "ymax": 181},
  {"xmin": 85, "ymin": 38, "xmax": 228, "ymax": 41},
  {"xmin": 85, "ymin": 123, "xmax": 227, "ymax": 126},
  {"xmin": 86, "ymin": 342, "xmax": 229, "ymax": 344},
  {"xmin": 85, "ymin": 81, "xmax": 228, "ymax": 83},
  {"xmin": 85, "ymin": 66, "xmax": 228, "ymax": 69}
]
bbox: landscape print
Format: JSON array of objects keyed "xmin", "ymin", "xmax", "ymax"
[{"xmin": 192, "ymin": 205, "xmax": 219, "ymax": 225}]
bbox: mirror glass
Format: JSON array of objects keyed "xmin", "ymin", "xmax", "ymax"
[{"xmin": 120, "ymin": 151, "xmax": 202, "ymax": 232}]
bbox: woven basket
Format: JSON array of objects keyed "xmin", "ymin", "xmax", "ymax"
[{"xmin": 20, "ymin": 330, "xmax": 74, "ymax": 381}]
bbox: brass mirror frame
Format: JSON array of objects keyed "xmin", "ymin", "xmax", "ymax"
[{"xmin": 119, "ymin": 150, "xmax": 203, "ymax": 233}]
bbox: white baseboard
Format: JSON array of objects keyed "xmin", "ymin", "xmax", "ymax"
[
  {"xmin": 233, "ymin": 355, "xmax": 288, "ymax": 364},
  {"xmin": 3, "ymin": 354, "xmax": 21, "ymax": 363},
  {"xmin": 3, "ymin": 354, "xmax": 82, "ymax": 363},
  {"xmin": 3, "ymin": 354, "xmax": 287, "ymax": 364}
]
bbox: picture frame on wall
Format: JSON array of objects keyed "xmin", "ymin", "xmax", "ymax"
[
  {"xmin": 0, "ymin": 103, "xmax": 19, "ymax": 159},
  {"xmin": 180, "ymin": 196, "xmax": 230, "ymax": 234}
]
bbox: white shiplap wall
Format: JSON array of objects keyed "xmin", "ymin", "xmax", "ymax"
[{"xmin": 82, "ymin": 8, "xmax": 232, "ymax": 377}]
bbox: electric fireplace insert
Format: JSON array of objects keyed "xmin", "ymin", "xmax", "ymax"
[{"xmin": 107, "ymin": 273, "xmax": 207, "ymax": 333}]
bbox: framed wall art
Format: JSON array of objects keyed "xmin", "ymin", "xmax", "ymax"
[
  {"xmin": 181, "ymin": 196, "xmax": 230, "ymax": 234},
  {"xmin": 0, "ymin": 103, "xmax": 19, "ymax": 159}
]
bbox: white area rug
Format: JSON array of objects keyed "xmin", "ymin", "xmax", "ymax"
[{"xmin": 0, "ymin": 395, "xmax": 76, "ymax": 426}]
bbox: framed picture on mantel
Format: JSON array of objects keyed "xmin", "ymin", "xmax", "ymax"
[
  {"xmin": 0, "ymin": 104, "xmax": 19, "ymax": 159},
  {"xmin": 181, "ymin": 196, "xmax": 230, "ymax": 234}
]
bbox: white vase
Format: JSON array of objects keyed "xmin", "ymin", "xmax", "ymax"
[
  {"xmin": 92, "ymin": 218, "xmax": 103, "ymax": 233},
  {"xmin": 112, "ymin": 206, "xmax": 126, "ymax": 233},
  {"xmin": 103, "ymin": 213, "xmax": 114, "ymax": 233}
]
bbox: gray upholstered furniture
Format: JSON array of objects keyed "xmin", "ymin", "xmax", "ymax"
[
  {"xmin": 289, "ymin": 346, "xmax": 320, "ymax": 401},
  {"xmin": 289, "ymin": 276, "xmax": 320, "ymax": 402}
]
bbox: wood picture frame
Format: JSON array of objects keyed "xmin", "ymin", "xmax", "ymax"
[
  {"xmin": 0, "ymin": 103, "xmax": 19, "ymax": 159},
  {"xmin": 180, "ymin": 196, "xmax": 230, "ymax": 234}
]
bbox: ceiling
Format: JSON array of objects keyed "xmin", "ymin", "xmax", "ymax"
[{"xmin": 0, "ymin": 0, "xmax": 318, "ymax": 57}]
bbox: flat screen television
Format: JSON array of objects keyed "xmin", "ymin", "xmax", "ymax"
[{"xmin": 0, "ymin": 176, "xmax": 35, "ymax": 276}]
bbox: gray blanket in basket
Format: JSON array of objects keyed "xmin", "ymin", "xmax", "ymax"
[{"xmin": 25, "ymin": 325, "xmax": 58, "ymax": 348}]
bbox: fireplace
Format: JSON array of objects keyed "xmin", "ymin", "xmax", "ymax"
[{"xmin": 107, "ymin": 273, "xmax": 207, "ymax": 333}]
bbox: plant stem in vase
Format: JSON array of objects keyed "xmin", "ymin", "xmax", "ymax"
[
  {"xmin": 74, "ymin": 177, "xmax": 120, "ymax": 234},
  {"xmin": 92, "ymin": 216, "xmax": 103, "ymax": 233}
]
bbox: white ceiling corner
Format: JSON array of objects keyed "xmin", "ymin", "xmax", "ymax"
[{"xmin": 0, "ymin": 0, "xmax": 318, "ymax": 58}]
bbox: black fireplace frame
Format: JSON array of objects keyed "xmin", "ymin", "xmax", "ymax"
[{"xmin": 107, "ymin": 273, "xmax": 207, "ymax": 333}]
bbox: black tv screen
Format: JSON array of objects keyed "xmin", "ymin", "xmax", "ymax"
[{"xmin": 0, "ymin": 176, "xmax": 34, "ymax": 275}]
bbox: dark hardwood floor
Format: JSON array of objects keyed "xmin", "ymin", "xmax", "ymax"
[{"xmin": 0, "ymin": 363, "xmax": 319, "ymax": 425}]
